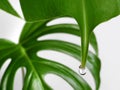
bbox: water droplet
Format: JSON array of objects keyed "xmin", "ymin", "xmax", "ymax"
[{"xmin": 78, "ymin": 65, "xmax": 86, "ymax": 75}]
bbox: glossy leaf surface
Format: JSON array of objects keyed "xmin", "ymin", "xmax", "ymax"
[
  {"xmin": 19, "ymin": 0, "xmax": 120, "ymax": 67},
  {"xmin": 20, "ymin": 23, "xmax": 100, "ymax": 89},
  {"xmin": 20, "ymin": 22, "xmax": 98, "ymax": 55},
  {"xmin": 0, "ymin": 23, "xmax": 101, "ymax": 90}
]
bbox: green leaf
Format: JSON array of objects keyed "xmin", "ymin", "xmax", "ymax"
[
  {"xmin": 19, "ymin": 23, "xmax": 100, "ymax": 89},
  {"xmin": 0, "ymin": 0, "xmax": 20, "ymax": 17},
  {"xmin": 0, "ymin": 22, "xmax": 100, "ymax": 90},
  {"xmin": 0, "ymin": 38, "xmax": 92, "ymax": 90},
  {"xmin": 20, "ymin": 23, "xmax": 98, "ymax": 55},
  {"xmin": 0, "ymin": 39, "xmax": 16, "ymax": 69},
  {"xmin": 19, "ymin": 0, "xmax": 120, "ymax": 67},
  {"xmin": 19, "ymin": 0, "xmax": 120, "ymax": 24},
  {"xmin": 26, "ymin": 40, "xmax": 101, "ymax": 90}
]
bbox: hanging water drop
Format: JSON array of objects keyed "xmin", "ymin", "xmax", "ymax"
[{"xmin": 78, "ymin": 65, "xmax": 86, "ymax": 75}]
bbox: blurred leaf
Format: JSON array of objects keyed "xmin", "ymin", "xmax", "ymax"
[{"xmin": 0, "ymin": 0, "xmax": 20, "ymax": 17}]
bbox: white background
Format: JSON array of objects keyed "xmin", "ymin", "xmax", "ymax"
[{"xmin": 0, "ymin": 1, "xmax": 120, "ymax": 90}]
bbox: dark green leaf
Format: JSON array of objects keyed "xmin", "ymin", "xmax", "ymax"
[
  {"xmin": 19, "ymin": 23, "xmax": 100, "ymax": 89},
  {"xmin": 26, "ymin": 40, "xmax": 101, "ymax": 90},
  {"xmin": 20, "ymin": 23, "xmax": 98, "ymax": 55},
  {"xmin": 0, "ymin": 0, "xmax": 20, "ymax": 17},
  {"xmin": 0, "ymin": 39, "xmax": 16, "ymax": 69},
  {"xmin": 0, "ymin": 22, "xmax": 100, "ymax": 90},
  {"xmin": 0, "ymin": 39, "xmax": 92, "ymax": 90},
  {"xmin": 20, "ymin": 0, "xmax": 120, "ymax": 67}
]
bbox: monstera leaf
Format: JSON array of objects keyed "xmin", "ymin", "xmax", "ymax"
[
  {"xmin": 0, "ymin": 0, "xmax": 19, "ymax": 17},
  {"xmin": 19, "ymin": 0, "xmax": 120, "ymax": 67},
  {"xmin": 0, "ymin": 21, "xmax": 101, "ymax": 90}
]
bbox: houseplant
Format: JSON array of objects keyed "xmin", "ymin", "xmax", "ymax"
[{"xmin": 0, "ymin": 0, "xmax": 120, "ymax": 90}]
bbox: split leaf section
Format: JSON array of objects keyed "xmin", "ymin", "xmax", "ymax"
[
  {"xmin": 19, "ymin": 0, "xmax": 120, "ymax": 67},
  {"xmin": 0, "ymin": 23, "xmax": 101, "ymax": 90}
]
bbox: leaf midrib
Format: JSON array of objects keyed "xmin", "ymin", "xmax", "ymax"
[
  {"xmin": 81, "ymin": 0, "xmax": 88, "ymax": 40},
  {"xmin": 20, "ymin": 46, "xmax": 44, "ymax": 90}
]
